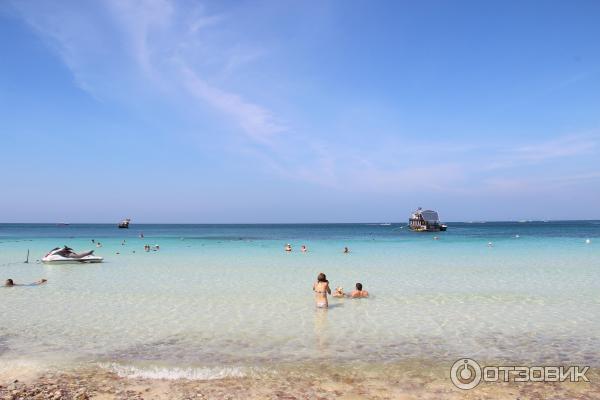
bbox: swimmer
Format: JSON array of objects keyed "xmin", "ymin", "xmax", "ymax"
[
  {"xmin": 487, "ymin": 242, "xmax": 493, "ymax": 247},
  {"xmin": 4, "ymin": 278, "xmax": 47, "ymax": 287},
  {"xmin": 313, "ymin": 273, "xmax": 331, "ymax": 308},
  {"xmin": 285, "ymin": 243, "xmax": 292, "ymax": 252},
  {"xmin": 433, "ymin": 236, "xmax": 439, "ymax": 240},
  {"xmin": 121, "ymin": 240, "xmax": 126, "ymax": 246},
  {"xmin": 301, "ymin": 245, "xmax": 308, "ymax": 252},
  {"xmin": 332, "ymin": 287, "xmax": 345, "ymax": 298},
  {"xmin": 343, "ymin": 246, "xmax": 350, "ymax": 254},
  {"xmin": 140, "ymin": 232, "xmax": 144, "ymax": 238},
  {"xmin": 96, "ymin": 242, "xmax": 102, "ymax": 248},
  {"xmin": 350, "ymin": 282, "xmax": 369, "ymax": 298}
]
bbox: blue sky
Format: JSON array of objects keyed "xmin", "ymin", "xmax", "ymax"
[{"xmin": 1, "ymin": 0, "xmax": 599, "ymax": 223}]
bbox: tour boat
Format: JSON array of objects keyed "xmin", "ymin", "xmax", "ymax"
[{"xmin": 409, "ymin": 208, "xmax": 447, "ymax": 232}]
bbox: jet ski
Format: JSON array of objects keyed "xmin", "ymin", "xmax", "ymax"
[{"xmin": 42, "ymin": 246, "xmax": 103, "ymax": 263}]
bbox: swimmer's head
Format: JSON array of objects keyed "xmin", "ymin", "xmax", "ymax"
[
  {"xmin": 317, "ymin": 273, "xmax": 327, "ymax": 282},
  {"xmin": 335, "ymin": 287, "xmax": 343, "ymax": 293},
  {"xmin": 5, "ymin": 279, "xmax": 14, "ymax": 286},
  {"xmin": 356, "ymin": 282, "xmax": 363, "ymax": 291}
]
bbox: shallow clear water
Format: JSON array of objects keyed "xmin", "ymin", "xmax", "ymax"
[{"xmin": 1, "ymin": 222, "xmax": 599, "ymax": 379}]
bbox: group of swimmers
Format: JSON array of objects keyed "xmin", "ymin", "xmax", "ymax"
[
  {"xmin": 285, "ymin": 243, "xmax": 308, "ymax": 252},
  {"xmin": 144, "ymin": 244, "xmax": 160, "ymax": 252},
  {"xmin": 285, "ymin": 244, "xmax": 351, "ymax": 253},
  {"xmin": 92, "ymin": 238, "xmax": 160, "ymax": 253},
  {"xmin": 312, "ymin": 272, "xmax": 369, "ymax": 308}
]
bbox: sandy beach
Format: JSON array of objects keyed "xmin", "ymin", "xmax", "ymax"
[{"xmin": 2, "ymin": 361, "xmax": 599, "ymax": 399}]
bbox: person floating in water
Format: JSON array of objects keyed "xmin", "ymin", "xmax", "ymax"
[
  {"xmin": 343, "ymin": 246, "xmax": 350, "ymax": 253},
  {"xmin": 140, "ymin": 232, "xmax": 144, "ymax": 238},
  {"xmin": 333, "ymin": 287, "xmax": 345, "ymax": 298},
  {"xmin": 350, "ymin": 282, "xmax": 369, "ymax": 298},
  {"xmin": 301, "ymin": 245, "xmax": 308, "ymax": 252},
  {"xmin": 4, "ymin": 278, "xmax": 47, "ymax": 287},
  {"xmin": 285, "ymin": 243, "xmax": 292, "ymax": 252},
  {"xmin": 96, "ymin": 242, "xmax": 102, "ymax": 248},
  {"xmin": 313, "ymin": 273, "xmax": 331, "ymax": 308}
]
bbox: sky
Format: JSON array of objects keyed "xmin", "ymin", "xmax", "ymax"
[{"xmin": 0, "ymin": 0, "xmax": 599, "ymax": 223}]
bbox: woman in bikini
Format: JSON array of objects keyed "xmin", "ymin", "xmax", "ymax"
[{"xmin": 312, "ymin": 272, "xmax": 331, "ymax": 308}]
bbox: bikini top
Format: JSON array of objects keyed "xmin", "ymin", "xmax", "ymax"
[{"xmin": 314, "ymin": 282, "xmax": 328, "ymax": 294}]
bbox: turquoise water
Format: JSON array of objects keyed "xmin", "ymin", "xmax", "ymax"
[{"xmin": 1, "ymin": 222, "xmax": 599, "ymax": 380}]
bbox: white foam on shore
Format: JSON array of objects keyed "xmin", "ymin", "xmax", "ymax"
[{"xmin": 99, "ymin": 362, "xmax": 248, "ymax": 381}]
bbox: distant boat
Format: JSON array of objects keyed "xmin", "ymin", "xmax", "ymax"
[
  {"xmin": 118, "ymin": 218, "xmax": 131, "ymax": 229},
  {"xmin": 409, "ymin": 208, "xmax": 447, "ymax": 232}
]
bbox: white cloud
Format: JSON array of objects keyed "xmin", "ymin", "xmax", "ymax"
[
  {"xmin": 180, "ymin": 66, "xmax": 286, "ymax": 144},
  {"xmin": 11, "ymin": 0, "xmax": 283, "ymax": 144}
]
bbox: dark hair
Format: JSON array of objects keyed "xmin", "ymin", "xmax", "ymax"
[
  {"xmin": 356, "ymin": 282, "xmax": 363, "ymax": 290},
  {"xmin": 317, "ymin": 273, "xmax": 327, "ymax": 282},
  {"xmin": 6, "ymin": 279, "xmax": 14, "ymax": 286}
]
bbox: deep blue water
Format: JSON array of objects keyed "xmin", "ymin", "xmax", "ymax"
[{"xmin": 1, "ymin": 220, "xmax": 599, "ymax": 241}]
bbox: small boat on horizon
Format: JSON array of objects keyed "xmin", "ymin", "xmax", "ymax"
[
  {"xmin": 118, "ymin": 218, "xmax": 131, "ymax": 229},
  {"xmin": 409, "ymin": 208, "xmax": 447, "ymax": 232}
]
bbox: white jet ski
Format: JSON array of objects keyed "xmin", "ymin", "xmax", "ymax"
[{"xmin": 42, "ymin": 246, "xmax": 103, "ymax": 263}]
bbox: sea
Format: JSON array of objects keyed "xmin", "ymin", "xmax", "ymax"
[{"xmin": 0, "ymin": 221, "xmax": 599, "ymax": 382}]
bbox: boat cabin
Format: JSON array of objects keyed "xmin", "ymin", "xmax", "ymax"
[{"xmin": 409, "ymin": 208, "xmax": 447, "ymax": 232}]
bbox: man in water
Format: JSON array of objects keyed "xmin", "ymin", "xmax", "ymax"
[
  {"xmin": 343, "ymin": 246, "xmax": 350, "ymax": 253},
  {"xmin": 4, "ymin": 278, "xmax": 47, "ymax": 287},
  {"xmin": 350, "ymin": 283, "xmax": 369, "ymax": 298}
]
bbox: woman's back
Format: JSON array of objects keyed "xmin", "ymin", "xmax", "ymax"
[{"xmin": 313, "ymin": 273, "xmax": 331, "ymax": 308}]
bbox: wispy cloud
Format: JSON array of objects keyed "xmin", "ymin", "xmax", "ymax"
[
  {"xmin": 487, "ymin": 133, "xmax": 599, "ymax": 169},
  {"xmin": 513, "ymin": 134, "xmax": 598, "ymax": 162},
  {"xmin": 484, "ymin": 170, "xmax": 600, "ymax": 194},
  {"xmin": 11, "ymin": 0, "xmax": 283, "ymax": 144},
  {"xmin": 180, "ymin": 66, "xmax": 285, "ymax": 144}
]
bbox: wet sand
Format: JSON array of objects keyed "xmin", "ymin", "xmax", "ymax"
[{"xmin": 1, "ymin": 362, "xmax": 598, "ymax": 400}]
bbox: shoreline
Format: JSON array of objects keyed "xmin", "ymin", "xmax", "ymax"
[{"xmin": 2, "ymin": 361, "xmax": 598, "ymax": 399}]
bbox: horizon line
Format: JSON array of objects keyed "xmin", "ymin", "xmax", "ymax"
[{"xmin": 1, "ymin": 219, "xmax": 598, "ymax": 225}]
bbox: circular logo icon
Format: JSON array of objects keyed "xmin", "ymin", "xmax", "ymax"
[{"xmin": 450, "ymin": 358, "xmax": 482, "ymax": 390}]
